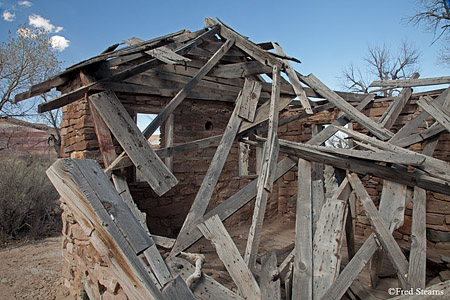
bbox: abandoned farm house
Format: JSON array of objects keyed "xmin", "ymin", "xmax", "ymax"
[{"xmin": 16, "ymin": 17, "xmax": 450, "ymax": 299}]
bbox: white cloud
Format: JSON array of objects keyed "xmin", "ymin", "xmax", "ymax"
[
  {"xmin": 2, "ymin": 10, "xmax": 15, "ymax": 21},
  {"xmin": 49, "ymin": 35, "xmax": 69, "ymax": 51},
  {"xmin": 18, "ymin": 1, "xmax": 32, "ymax": 7},
  {"xmin": 29, "ymin": 14, "xmax": 62, "ymax": 33}
]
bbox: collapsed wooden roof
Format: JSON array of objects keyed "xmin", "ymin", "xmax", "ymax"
[{"xmin": 24, "ymin": 17, "xmax": 450, "ymax": 299}]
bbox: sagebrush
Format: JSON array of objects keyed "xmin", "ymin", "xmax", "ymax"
[{"xmin": 0, "ymin": 154, "xmax": 61, "ymax": 240}]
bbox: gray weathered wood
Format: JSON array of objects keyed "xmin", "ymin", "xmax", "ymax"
[
  {"xmin": 312, "ymin": 197, "xmax": 348, "ymax": 300},
  {"xmin": 198, "ymin": 215, "xmax": 261, "ymax": 300},
  {"xmin": 417, "ymin": 95, "xmax": 450, "ymax": 134},
  {"xmin": 272, "ymin": 42, "xmax": 313, "ymax": 114},
  {"xmin": 164, "ymin": 114, "xmax": 174, "ymax": 171},
  {"xmin": 244, "ymin": 65, "xmax": 281, "ymax": 270},
  {"xmin": 142, "ymin": 37, "xmax": 235, "ymax": 138},
  {"xmin": 172, "ymin": 95, "xmax": 244, "ymax": 255},
  {"xmin": 369, "ymin": 75, "xmax": 450, "ymax": 88},
  {"xmin": 208, "ymin": 61, "xmax": 272, "ymax": 78},
  {"xmin": 89, "ymin": 90, "xmax": 178, "ymax": 196},
  {"xmin": 347, "ymin": 173, "xmax": 409, "ymax": 288},
  {"xmin": 166, "ymin": 256, "xmax": 244, "ymax": 300},
  {"xmin": 47, "ymin": 159, "xmax": 162, "ymax": 300},
  {"xmin": 293, "ymin": 159, "xmax": 313, "ymax": 300},
  {"xmin": 301, "ymin": 74, "xmax": 393, "ymax": 140},
  {"xmin": 161, "ymin": 276, "xmax": 197, "ymax": 300},
  {"xmin": 261, "ymin": 251, "xmax": 281, "ymax": 300},
  {"xmin": 238, "ymin": 79, "xmax": 262, "ymax": 122}
]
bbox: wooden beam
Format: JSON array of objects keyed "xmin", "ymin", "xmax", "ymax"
[
  {"xmin": 208, "ymin": 60, "xmax": 272, "ymax": 78},
  {"xmin": 417, "ymin": 96, "xmax": 450, "ymax": 133},
  {"xmin": 261, "ymin": 251, "xmax": 281, "ymax": 300},
  {"xmin": 347, "ymin": 173, "xmax": 409, "ymax": 288},
  {"xmin": 272, "ymin": 42, "xmax": 313, "ymax": 114},
  {"xmin": 244, "ymin": 65, "xmax": 281, "ymax": 270},
  {"xmin": 369, "ymin": 75, "xmax": 450, "ymax": 88},
  {"xmin": 142, "ymin": 37, "xmax": 235, "ymax": 138},
  {"xmin": 198, "ymin": 215, "xmax": 261, "ymax": 300},
  {"xmin": 293, "ymin": 159, "xmax": 313, "ymax": 300},
  {"xmin": 89, "ymin": 90, "xmax": 177, "ymax": 196},
  {"xmin": 161, "ymin": 276, "xmax": 196, "ymax": 300},
  {"xmin": 47, "ymin": 159, "xmax": 163, "ymax": 300},
  {"xmin": 237, "ymin": 79, "xmax": 262, "ymax": 122},
  {"xmin": 301, "ymin": 74, "xmax": 393, "ymax": 140},
  {"xmin": 164, "ymin": 114, "xmax": 174, "ymax": 171}
]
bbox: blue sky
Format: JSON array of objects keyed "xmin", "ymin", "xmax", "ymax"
[{"xmin": 1, "ymin": 0, "xmax": 449, "ymax": 91}]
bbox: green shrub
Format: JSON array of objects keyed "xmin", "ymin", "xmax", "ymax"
[{"xmin": 0, "ymin": 154, "xmax": 61, "ymax": 240}]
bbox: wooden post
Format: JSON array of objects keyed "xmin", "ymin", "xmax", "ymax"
[{"xmin": 164, "ymin": 114, "xmax": 174, "ymax": 171}]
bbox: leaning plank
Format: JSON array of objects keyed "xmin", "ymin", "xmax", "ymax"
[
  {"xmin": 347, "ymin": 173, "xmax": 409, "ymax": 288},
  {"xmin": 369, "ymin": 180, "xmax": 407, "ymax": 288},
  {"xmin": 260, "ymin": 251, "xmax": 281, "ymax": 300},
  {"xmin": 172, "ymin": 93, "xmax": 245, "ymax": 255},
  {"xmin": 417, "ymin": 96, "xmax": 450, "ymax": 133},
  {"xmin": 146, "ymin": 46, "xmax": 192, "ymax": 65},
  {"xmin": 170, "ymin": 157, "xmax": 297, "ymax": 257},
  {"xmin": 378, "ymin": 73, "xmax": 418, "ymax": 130},
  {"xmin": 390, "ymin": 88, "xmax": 450, "ymax": 143},
  {"xmin": 244, "ymin": 65, "xmax": 281, "ymax": 270},
  {"xmin": 166, "ymin": 256, "xmax": 244, "ymax": 300},
  {"xmin": 312, "ymin": 197, "xmax": 348, "ymax": 300},
  {"xmin": 369, "ymin": 75, "xmax": 450, "ymax": 88},
  {"xmin": 408, "ymin": 135, "xmax": 440, "ymax": 289},
  {"xmin": 293, "ymin": 159, "xmax": 313, "ymax": 300},
  {"xmin": 197, "ymin": 215, "xmax": 261, "ymax": 300},
  {"xmin": 272, "ymin": 42, "xmax": 313, "ymax": 114},
  {"xmin": 161, "ymin": 276, "xmax": 196, "ymax": 300},
  {"xmin": 142, "ymin": 37, "xmax": 235, "ymax": 138},
  {"xmin": 208, "ymin": 60, "xmax": 272, "ymax": 78},
  {"xmin": 301, "ymin": 74, "xmax": 393, "ymax": 140},
  {"xmin": 89, "ymin": 90, "xmax": 178, "ymax": 196},
  {"xmin": 47, "ymin": 159, "xmax": 162, "ymax": 300},
  {"xmin": 392, "ymin": 122, "xmax": 445, "ymax": 148},
  {"xmin": 238, "ymin": 79, "xmax": 262, "ymax": 122}
]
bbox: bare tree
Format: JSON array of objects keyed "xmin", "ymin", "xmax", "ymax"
[
  {"xmin": 408, "ymin": 0, "xmax": 450, "ymax": 66},
  {"xmin": 0, "ymin": 24, "xmax": 62, "ymax": 156},
  {"xmin": 341, "ymin": 41, "xmax": 420, "ymax": 97}
]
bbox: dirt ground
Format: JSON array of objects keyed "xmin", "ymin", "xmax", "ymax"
[{"xmin": 0, "ymin": 236, "xmax": 67, "ymax": 300}]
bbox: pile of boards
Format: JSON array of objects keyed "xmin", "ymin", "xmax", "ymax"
[{"xmin": 18, "ymin": 17, "xmax": 450, "ymax": 299}]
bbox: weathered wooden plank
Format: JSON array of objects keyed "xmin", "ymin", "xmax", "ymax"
[
  {"xmin": 205, "ymin": 17, "xmax": 282, "ymax": 68},
  {"xmin": 408, "ymin": 134, "xmax": 440, "ymax": 290},
  {"xmin": 161, "ymin": 276, "xmax": 196, "ymax": 300},
  {"xmin": 244, "ymin": 65, "xmax": 281, "ymax": 270},
  {"xmin": 141, "ymin": 37, "xmax": 235, "ymax": 138},
  {"xmin": 170, "ymin": 157, "xmax": 297, "ymax": 257},
  {"xmin": 369, "ymin": 75, "xmax": 450, "ymax": 88},
  {"xmin": 307, "ymin": 94, "xmax": 374, "ymax": 146},
  {"xmin": 301, "ymin": 74, "xmax": 393, "ymax": 140},
  {"xmin": 261, "ymin": 251, "xmax": 281, "ymax": 300},
  {"xmin": 89, "ymin": 90, "xmax": 178, "ymax": 196},
  {"xmin": 369, "ymin": 180, "xmax": 406, "ymax": 288},
  {"xmin": 38, "ymin": 26, "xmax": 219, "ymax": 113},
  {"xmin": 164, "ymin": 114, "xmax": 174, "ymax": 171},
  {"xmin": 238, "ymin": 79, "xmax": 262, "ymax": 122},
  {"xmin": 146, "ymin": 46, "xmax": 192, "ymax": 65},
  {"xmin": 378, "ymin": 73, "xmax": 418, "ymax": 129},
  {"xmin": 417, "ymin": 96, "xmax": 450, "ymax": 133},
  {"xmin": 46, "ymin": 159, "xmax": 162, "ymax": 300},
  {"xmin": 172, "ymin": 95, "xmax": 244, "ymax": 255},
  {"xmin": 347, "ymin": 173, "xmax": 409, "ymax": 288},
  {"xmin": 209, "ymin": 61, "xmax": 272, "ymax": 78},
  {"xmin": 272, "ymin": 42, "xmax": 313, "ymax": 114},
  {"xmin": 312, "ymin": 198, "xmax": 348, "ymax": 300},
  {"xmin": 293, "ymin": 159, "xmax": 313, "ymax": 300},
  {"xmin": 166, "ymin": 257, "xmax": 244, "ymax": 300},
  {"xmin": 390, "ymin": 88, "xmax": 450, "ymax": 143},
  {"xmin": 197, "ymin": 215, "xmax": 261, "ymax": 300},
  {"xmin": 392, "ymin": 122, "xmax": 445, "ymax": 148}
]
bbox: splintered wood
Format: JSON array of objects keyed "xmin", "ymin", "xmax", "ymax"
[{"xmin": 26, "ymin": 16, "xmax": 450, "ymax": 300}]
